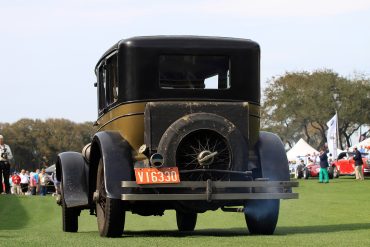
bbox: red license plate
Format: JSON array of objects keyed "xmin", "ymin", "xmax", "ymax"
[{"xmin": 134, "ymin": 167, "xmax": 180, "ymax": 184}]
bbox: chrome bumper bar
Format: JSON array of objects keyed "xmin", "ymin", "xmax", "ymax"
[{"xmin": 121, "ymin": 180, "xmax": 299, "ymax": 201}]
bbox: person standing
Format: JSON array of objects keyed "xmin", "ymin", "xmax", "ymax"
[
  {"xmin": 353, "ymin": 147, "xmax": 364, "ymax": 180},
  {"xmin": 0, "ymin": 135, "xmax": 13, "ymax": 194},
  {"xmin": 29, "ymin": 171, "xmax": 37, "ymax": 195},
  {"xmin": 295, "ymin": 159, "xmax": 305, "ymax": 178},
  {"xmin": 19, "ymin": 169, "xmax": 29, "ymax": 195},
  {"xmin": 39, "ymin": 168, "xmax": 50, "ymax": 196},
  {"xmin": 11, "ymin": 172, "xmax": 21, "ymax": 195},
  {"xmin": 9, "ymin": 175, "xmax": 14, "ymax": 194},
  {"xmin": 25, "ymin": 171, "xmax": 31, "ymax": 195},
  {"xmin": 319, "ymin": 147, "xmax": 329, "ymax": 183},
  {"xmin": 34, "ymin": 169, "xmax": 40, "ymax": 194}
]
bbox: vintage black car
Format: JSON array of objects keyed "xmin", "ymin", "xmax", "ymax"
[{"xmin": 56, "ymin": 36, "xmax": 298, "ymax": 237}]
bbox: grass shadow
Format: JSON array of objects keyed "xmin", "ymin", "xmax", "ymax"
[
  {"xmin": 122, "ymin": 228, "xmax": 248, "ymax": 237},
  {"xmin": 100, "ymin": 222, "xmax": 370, "ymax": 238},
  {"xmin": 0, "ymin": 195, "xmax": 30, "ymax": 230},
  {"xmin": 76, "ymin": 229, "xmax": 248, "ymax": 238},
  {"xmin": 276, "ymin": 223, "xmax": 370, "ymax": 235}
]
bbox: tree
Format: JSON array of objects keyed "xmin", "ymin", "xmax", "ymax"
[
  {"xmin": 0, "ymin": 119, "xmax": 95, "ymax": 171},
  {"xmin": 261, "ymin": 70, "xmax": 370, "ymax": 150}
]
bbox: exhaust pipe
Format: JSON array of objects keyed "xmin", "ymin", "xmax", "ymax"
[{"xmin": 221, "ymin": 206, "xmax": 244, "ymax": 213}]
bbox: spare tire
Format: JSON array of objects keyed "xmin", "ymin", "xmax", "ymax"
[{"xmin": 157, "ymin": 113, "xmax": 249, "ymax": 181}]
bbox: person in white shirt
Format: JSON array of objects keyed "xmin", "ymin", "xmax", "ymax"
[
  {"xmin": 19, "ymin": 169, "xmax": 29, "ymax": 195},
  {"xmin": 0, "ymin": 135, "xmax": 13, "ymax": 194}
]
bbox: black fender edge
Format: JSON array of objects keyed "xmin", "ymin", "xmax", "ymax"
[
  {"xmin": 56, "ymin": 152, "xmax": 89, "ymax": 208},
  {"xmin": 89, "ymin": 131, "xmax": 133, "ymax": 200},
  {"xmin": 257, "ymin": 131, "xmax": 290, "ymax": 181}
]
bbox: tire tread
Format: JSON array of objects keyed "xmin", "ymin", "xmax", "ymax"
[
  {"xmin": 176, "ymin": 211, "xmax": 197, "ymax": 232},
  {"xmin": 62, "ymin": 198, "xmax": 79, "ymax": 232}
]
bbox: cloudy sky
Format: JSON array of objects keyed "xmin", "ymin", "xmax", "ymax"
[{"xmin": 1, "ymin": 0, "xmax": 370, "ymax": 123}]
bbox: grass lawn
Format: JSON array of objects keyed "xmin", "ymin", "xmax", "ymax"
[{"xmin": 1, "ymin": 177, "xmax": 370, "ymax": 247}]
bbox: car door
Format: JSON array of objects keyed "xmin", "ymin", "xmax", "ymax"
[{"xmin": 337, "ymin": 157, "xmax": 353, "ymax": 175}]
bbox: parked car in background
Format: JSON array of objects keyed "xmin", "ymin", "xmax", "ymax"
[
  {"xmin": 304, "ymin": 152, "xmax": 370, "ymax": 179},
  {"xmin": 333, "ymin": 152, "xmax": 369, "ymax": 176},
  {"xmin": 45, "ymin": 165, "xmax": 56, "ymax": 194},
  {"xmin": 364, "ymin": 153, "xmax": 370, "ymax": 176},
  {"xmin": 289, "ymin": 156, "xmax": 310, "ymax": 179},
  {"xmin": 301, "ymin": 157, "xmax": 336, "ymax": 179},
  {"xmin": 304, "ymin": 162, "xmax": 322, "ymax": 179}
]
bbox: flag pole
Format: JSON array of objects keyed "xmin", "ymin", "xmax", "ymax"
[{"xmin": 336, "ymin": 110, "xmax": 339, "ymax": 152}]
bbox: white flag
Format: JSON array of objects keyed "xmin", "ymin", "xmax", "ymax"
[{"xmin": 326, "ymin": 114, "xmax": 338, "ymax": 159}]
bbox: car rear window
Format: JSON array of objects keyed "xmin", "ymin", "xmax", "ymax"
[{"xmin": 159, "ymin": 55, "xmax": 230, "ymax": 90}]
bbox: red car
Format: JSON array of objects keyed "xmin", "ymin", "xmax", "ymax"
[
  {"xmin": 333, "ymin": 152, "xmax": 369, "ymax": 176},
  {"xmin": 302, "ymin": 162, "xmax": 321, "ymax": 179},
  {"xmin": 290, "ymin": 156, "xmax": 323, "ymax": 179},
  {"xmin": 302, "ymin": 152, "xmax": 369, "ymax": 179}
]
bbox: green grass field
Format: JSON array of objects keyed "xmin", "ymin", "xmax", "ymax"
[{"xmin": 1, "ymin": 177, "xmax": 370, "ymax": 247}]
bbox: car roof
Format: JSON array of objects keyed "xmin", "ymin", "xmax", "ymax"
[
  {"xmin": 95, "ymin": 35, "xmax": 261, "ymax": 110},
  {"xmin": 337, "ymin": 151, "xmax": 368, "ymax": 159},
  {"xmin": 96, "ymin": 35, "xmax": 259, "ymax": 67}
]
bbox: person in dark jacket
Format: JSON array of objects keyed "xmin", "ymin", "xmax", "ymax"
[
  {"xmin": 319, "ymin": 147, "xmax": 329, "ymax": 183},
  {"xmin": 353, "ymin": 147, "xmax": 364, "ymax": 180}
]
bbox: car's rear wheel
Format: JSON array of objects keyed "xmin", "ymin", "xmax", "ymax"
[
  {"xmin": 333, "ymin": 166, "xmax": 339, "ymax": 178},
  {"xmin": 328, "ymin": 167, "xmax": 334, "ymax": 179},
  {"xmin": 96, "ymin": 159, "xmax": 125, "ymax": 237},
  {"xmin": 248, "ymin": 132, "xmax": 287, "ymax": 235},
  {"xmin": 244, "ymin": 199, "xmax": 280, "ymax": 235},
  {"xmin": 176, "ymin": 211, "xmax": 197, "ymax": 231},
  {"xmin": 61, "ymin": 174, "xmax": 79, "ymax": 232}
]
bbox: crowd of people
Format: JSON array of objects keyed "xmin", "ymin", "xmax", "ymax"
[
  {"xmin": 9, "ymin": 168, "xmax": 59, "ymax": 196},
  {"xmin": 0, "ymin": 134, "xmax": 60, "ymax": 196}
]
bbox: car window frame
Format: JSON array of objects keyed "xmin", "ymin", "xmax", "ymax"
[{"xmin": 97, "ymin": 51, "xmax": 119, "ymax": 115}]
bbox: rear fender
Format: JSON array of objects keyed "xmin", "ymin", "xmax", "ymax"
[
  {"xmin": 89, "ymin": 131, "xmax": 133, "ymax": 200},
  {"xmin": 56, "ymin": 152, "xmax": 89, "ymax": 208},
  {"xmin": 256, "ymin": 131, "xmax": 290, "ymax": 181}
]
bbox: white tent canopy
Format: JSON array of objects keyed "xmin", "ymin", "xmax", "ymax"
[
  {"xmin": 286, "ymin": 138, "xmax": 319, "ymax": 161},
  {"xmin": 350, "ymin": 137, "xmax": 370, "ymax": 151}
]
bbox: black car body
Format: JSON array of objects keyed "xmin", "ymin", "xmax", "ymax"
[{"xmin": 56, "ymin": 36, "xmax": 298, "ymax": 237}]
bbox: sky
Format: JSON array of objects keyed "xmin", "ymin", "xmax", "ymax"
[{"xmin": 1, "ymin": 0, "xmax": 370, "ymax": 123}]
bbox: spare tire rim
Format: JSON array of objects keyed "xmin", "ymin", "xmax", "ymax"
[{"xmin": 176, "ymin": 129, "xmax": 231, "ymax": 181}]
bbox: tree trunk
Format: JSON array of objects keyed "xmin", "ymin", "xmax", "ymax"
[{"xmin": 303, "ymin": 123, "xmax": 311, "ymax": 144}]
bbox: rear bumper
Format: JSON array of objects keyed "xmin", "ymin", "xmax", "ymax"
[{"xmin": 121, "ymin": 180, "xmax": 299, "ymax": 201}]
